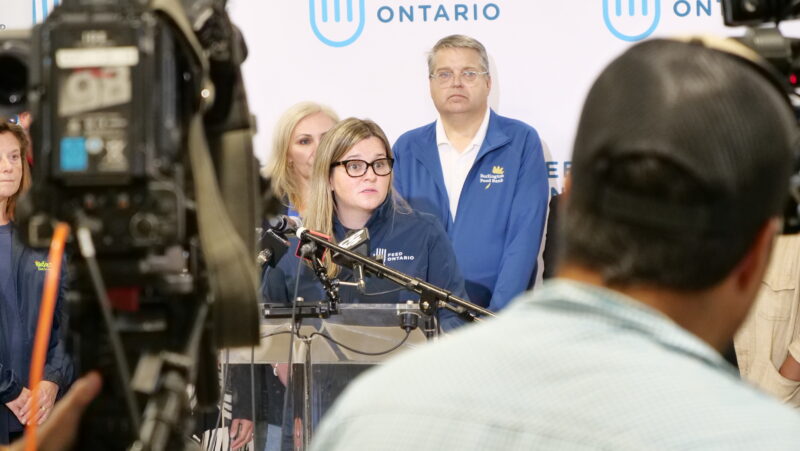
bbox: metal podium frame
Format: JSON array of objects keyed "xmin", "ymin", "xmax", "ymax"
[{"xmin": 225, "ymin": 301, "xmax": 435, "ymax": 450}]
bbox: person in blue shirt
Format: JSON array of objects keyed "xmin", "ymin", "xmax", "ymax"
[
  {"xmin": 0, "ymin": 122, "xmax": 72, "ymax": 445},
  {"xmin": 263, "ymin": 117, "xmax": 468, "ymax": 329},
  {"xmin": 310, "ymin": 38, "xmax": 800, "ymax": 451},
  {"xmin": 392, "ymin": 34, "xmax": 549, "ymax": 312}
]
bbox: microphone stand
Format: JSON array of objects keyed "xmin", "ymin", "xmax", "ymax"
[
  {"xmin": 261, "ymin": 238, "xmax": 340, "ymax": 320},
  {"xmin": 296, "ymin": 228, "xmax": 495, "ymax": 324},
  {"xmin": 262, "ymin": 228, "xmax": 495, "ymax": 448}
]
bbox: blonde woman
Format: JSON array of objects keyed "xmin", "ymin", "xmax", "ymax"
[
  {"xmin": 263, "ymin": 102, "xmax": 339, "ymax": 216},
  {"xmin": 262, "ymin": 118, "xmax": 467, "ymax": 330}
]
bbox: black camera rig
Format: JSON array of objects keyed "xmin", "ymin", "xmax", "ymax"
[
  {"xmin": 722, "ymin": 0, "xmax": 800, "ymax": 232},
  {"xmin": 1, "ymin": 0, "xmax": 269, "ymax": 449}
]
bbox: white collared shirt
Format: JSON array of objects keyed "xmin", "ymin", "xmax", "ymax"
[{"xmin": 435, "ymin": 108, "xmax": 491, "ymax": 219}]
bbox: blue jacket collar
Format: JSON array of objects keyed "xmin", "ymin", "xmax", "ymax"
[
  {"xmin": 409, "ymin": 109, "xmax": 512, "ymax": 176},
  {"xmin": 333, "ymin": 195, "xmax": 394, "ymax": 239},
  {"xmin": 476, "ymin": 110, "xmax": 512, "ymax": 160}
]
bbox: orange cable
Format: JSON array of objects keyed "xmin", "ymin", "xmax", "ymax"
[{"xmin": 24, "ymin": 222, "xmax": 70, "ymax": 451}]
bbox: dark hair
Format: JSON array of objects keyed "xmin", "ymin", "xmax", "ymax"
[
  {"xmin": 562, "ymin": 39, "xmax": 796, "ymax": 290},
  {"xmin": 0, "ymin": 121, "xmax": 31, "ymax": 220}
]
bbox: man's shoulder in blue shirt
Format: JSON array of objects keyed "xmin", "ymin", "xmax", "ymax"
[{"xmin": 311, "ymin": 279, "xmax": 800, "ymax": 451}]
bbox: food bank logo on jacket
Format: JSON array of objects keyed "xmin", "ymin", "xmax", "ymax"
[
  {"xmin": 480, "ymin": 166, "xmax": 505, "ymax": 189},
  {"xmin": 374, "ymin": 248, "xmax": 415, "ymax": 262}
]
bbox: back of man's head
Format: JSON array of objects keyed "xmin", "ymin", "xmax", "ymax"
[{"xmin": 562, "ymin": 39, "xmax": 797, "ymax": 290}]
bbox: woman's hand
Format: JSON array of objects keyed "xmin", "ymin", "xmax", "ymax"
[
  {"xmin": 4, "ymin": 388, "xmax": 31, "ymax": 424},
  {"xmin": 20, "ymin": 381, "xmax": 59, "ymax": 425}
]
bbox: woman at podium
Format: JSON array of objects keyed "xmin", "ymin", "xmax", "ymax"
[
  {"xmin": 257, "ymin": 117, "xmax": 469, "ymax": 450},
  {"xmin": 262, "ymin": 117, "xmax": 468, "ymax": 331}
]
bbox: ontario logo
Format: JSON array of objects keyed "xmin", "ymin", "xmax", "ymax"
[
  {"xmin": 603, "ymin": 0, "xmax": 721, "ymax": 42},
  {"xmin": 309, "ymin": 0, "xmax": 502, "ymax": 47},
  {"xmin": 309, "ymin": 0, "xmax": 367, "ymax": 47},
  {"xmin": 480, "ymin": 166, "xmax": 505, "ymax": 189}
]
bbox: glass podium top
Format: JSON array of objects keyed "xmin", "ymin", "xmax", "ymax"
[{"xmin": 226, "ymin": 301, "xmax": 435, "ymax": 364}]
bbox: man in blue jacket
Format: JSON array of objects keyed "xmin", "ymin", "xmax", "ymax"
[{"xmin": 393, "ymin": 34, "xmax": 549, "ymax": 311}]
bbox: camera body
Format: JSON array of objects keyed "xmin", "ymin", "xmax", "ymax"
[
  {"xmin": 24, "ymin": 2, "xmax": 205, "ymax": 449},
  {"xmin": 6, "ymin": 0, "xmax": 265, "ymax": 449},
  {"xmin": 721, "ymin": 0, "xmax": 797, "ymax": 26},
  {"xmin": 721, "ymin": 0, "xmax": 800, "ymax": 232},
  {"xmin": 25, "ymin": 1, "xmax": 190, "ymax": 254}
]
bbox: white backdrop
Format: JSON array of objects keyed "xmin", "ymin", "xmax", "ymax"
[
  {"xmin": 4, "ymin": 0, "xmax": 800, "ymax": 192},
  {"xmin": 225, "ymin": 0, "xmax": 759, "ymax": 193}
]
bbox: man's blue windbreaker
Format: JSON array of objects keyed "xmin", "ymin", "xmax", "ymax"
[{"xmin": 392, "ymin": 110, "xmax": 548, "ymax": 311}]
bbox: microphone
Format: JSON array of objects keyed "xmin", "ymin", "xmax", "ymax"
[
  {"xmin": 257, "ymin": 227, "xmax": 290, "ymax": 268},
  {"xmin": 294, "ymin": 227, "xmax": 331, "ymax": 262},
  {"xmin": 267, "ymin": 214, "xmax": 303, "ymax": 234},
  {"xmin": 332, "ymin": 229, "xmax": 370, "ymax": 293}
]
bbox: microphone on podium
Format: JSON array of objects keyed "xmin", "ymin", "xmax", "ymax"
[
  {"xmin": 267, "ymin": 214, "xmax": 303, "ymax": 234},
  {"xmin": 333, "ymin": 228, "xmax": 370, "ymax": 293},
  {"xmin": 257, "ymin": 215, "xmax": 302, "ymax": 268},
  {"xmin": 295, "ymin": 227, "xmax": 331, "ymax": 262}
]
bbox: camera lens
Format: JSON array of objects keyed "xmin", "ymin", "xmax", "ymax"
[
  {"xmin": 0, "ymin": 32, "xmax": 30, "ymax": 116},
  {"xmin": 0, "ymin": 53, "xmax": 28, "ymax": 108}
]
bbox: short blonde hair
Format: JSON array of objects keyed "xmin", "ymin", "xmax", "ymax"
[{"xmin": 263, "ymin": 102, "xmax": 339, "ymax": 212}]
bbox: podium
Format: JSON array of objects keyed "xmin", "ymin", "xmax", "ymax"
[{"xmin": 224, "ymin": 301, "xmax": 434, "ymax": 450}]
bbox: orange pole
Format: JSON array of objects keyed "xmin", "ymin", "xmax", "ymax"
[{"xmin": 24, "ymin": 222, "xmax": 70, "ymax": 451}]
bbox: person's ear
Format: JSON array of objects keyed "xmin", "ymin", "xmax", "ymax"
[{"xmin": 734, "ymin": 217, "xmax": 780, "ymax": 292}]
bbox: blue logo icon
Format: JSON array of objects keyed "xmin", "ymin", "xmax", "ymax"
[
  {"xmin": 32, "ymin": 0, "xmax": 60, "ymax": 24},
  {"xmin": 603, "ymin": 0, "xmax": 661, "ymax": 42},
  {"xmin": 309, "ymin": 0, "xmax": 366, "ymax": 47}
]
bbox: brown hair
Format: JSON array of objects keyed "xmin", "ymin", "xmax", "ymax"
[{"xmin": 0, "ymin": 121, "xmax": 31, "ymax": 220}]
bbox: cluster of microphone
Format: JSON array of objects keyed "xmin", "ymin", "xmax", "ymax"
[{"xmin": 258, "ymin": 215, "xmax": 372, "ymax": 293}]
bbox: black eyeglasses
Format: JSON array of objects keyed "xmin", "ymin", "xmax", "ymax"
[{"xmin": 330, "ymin": 158, "xmax": 394, "ymax": 177}]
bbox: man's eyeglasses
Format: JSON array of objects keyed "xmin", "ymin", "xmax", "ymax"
[
  {"xmin": 6, "ymin": 115, "xmax": 20, "ymax": 125},
  {"xmin": 429, "ymin": 70, "xmax": 489, "ymax": 85},
  {"xmin": 330, "ymin": 158, "xmax": 394, "ymax": 177}
]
